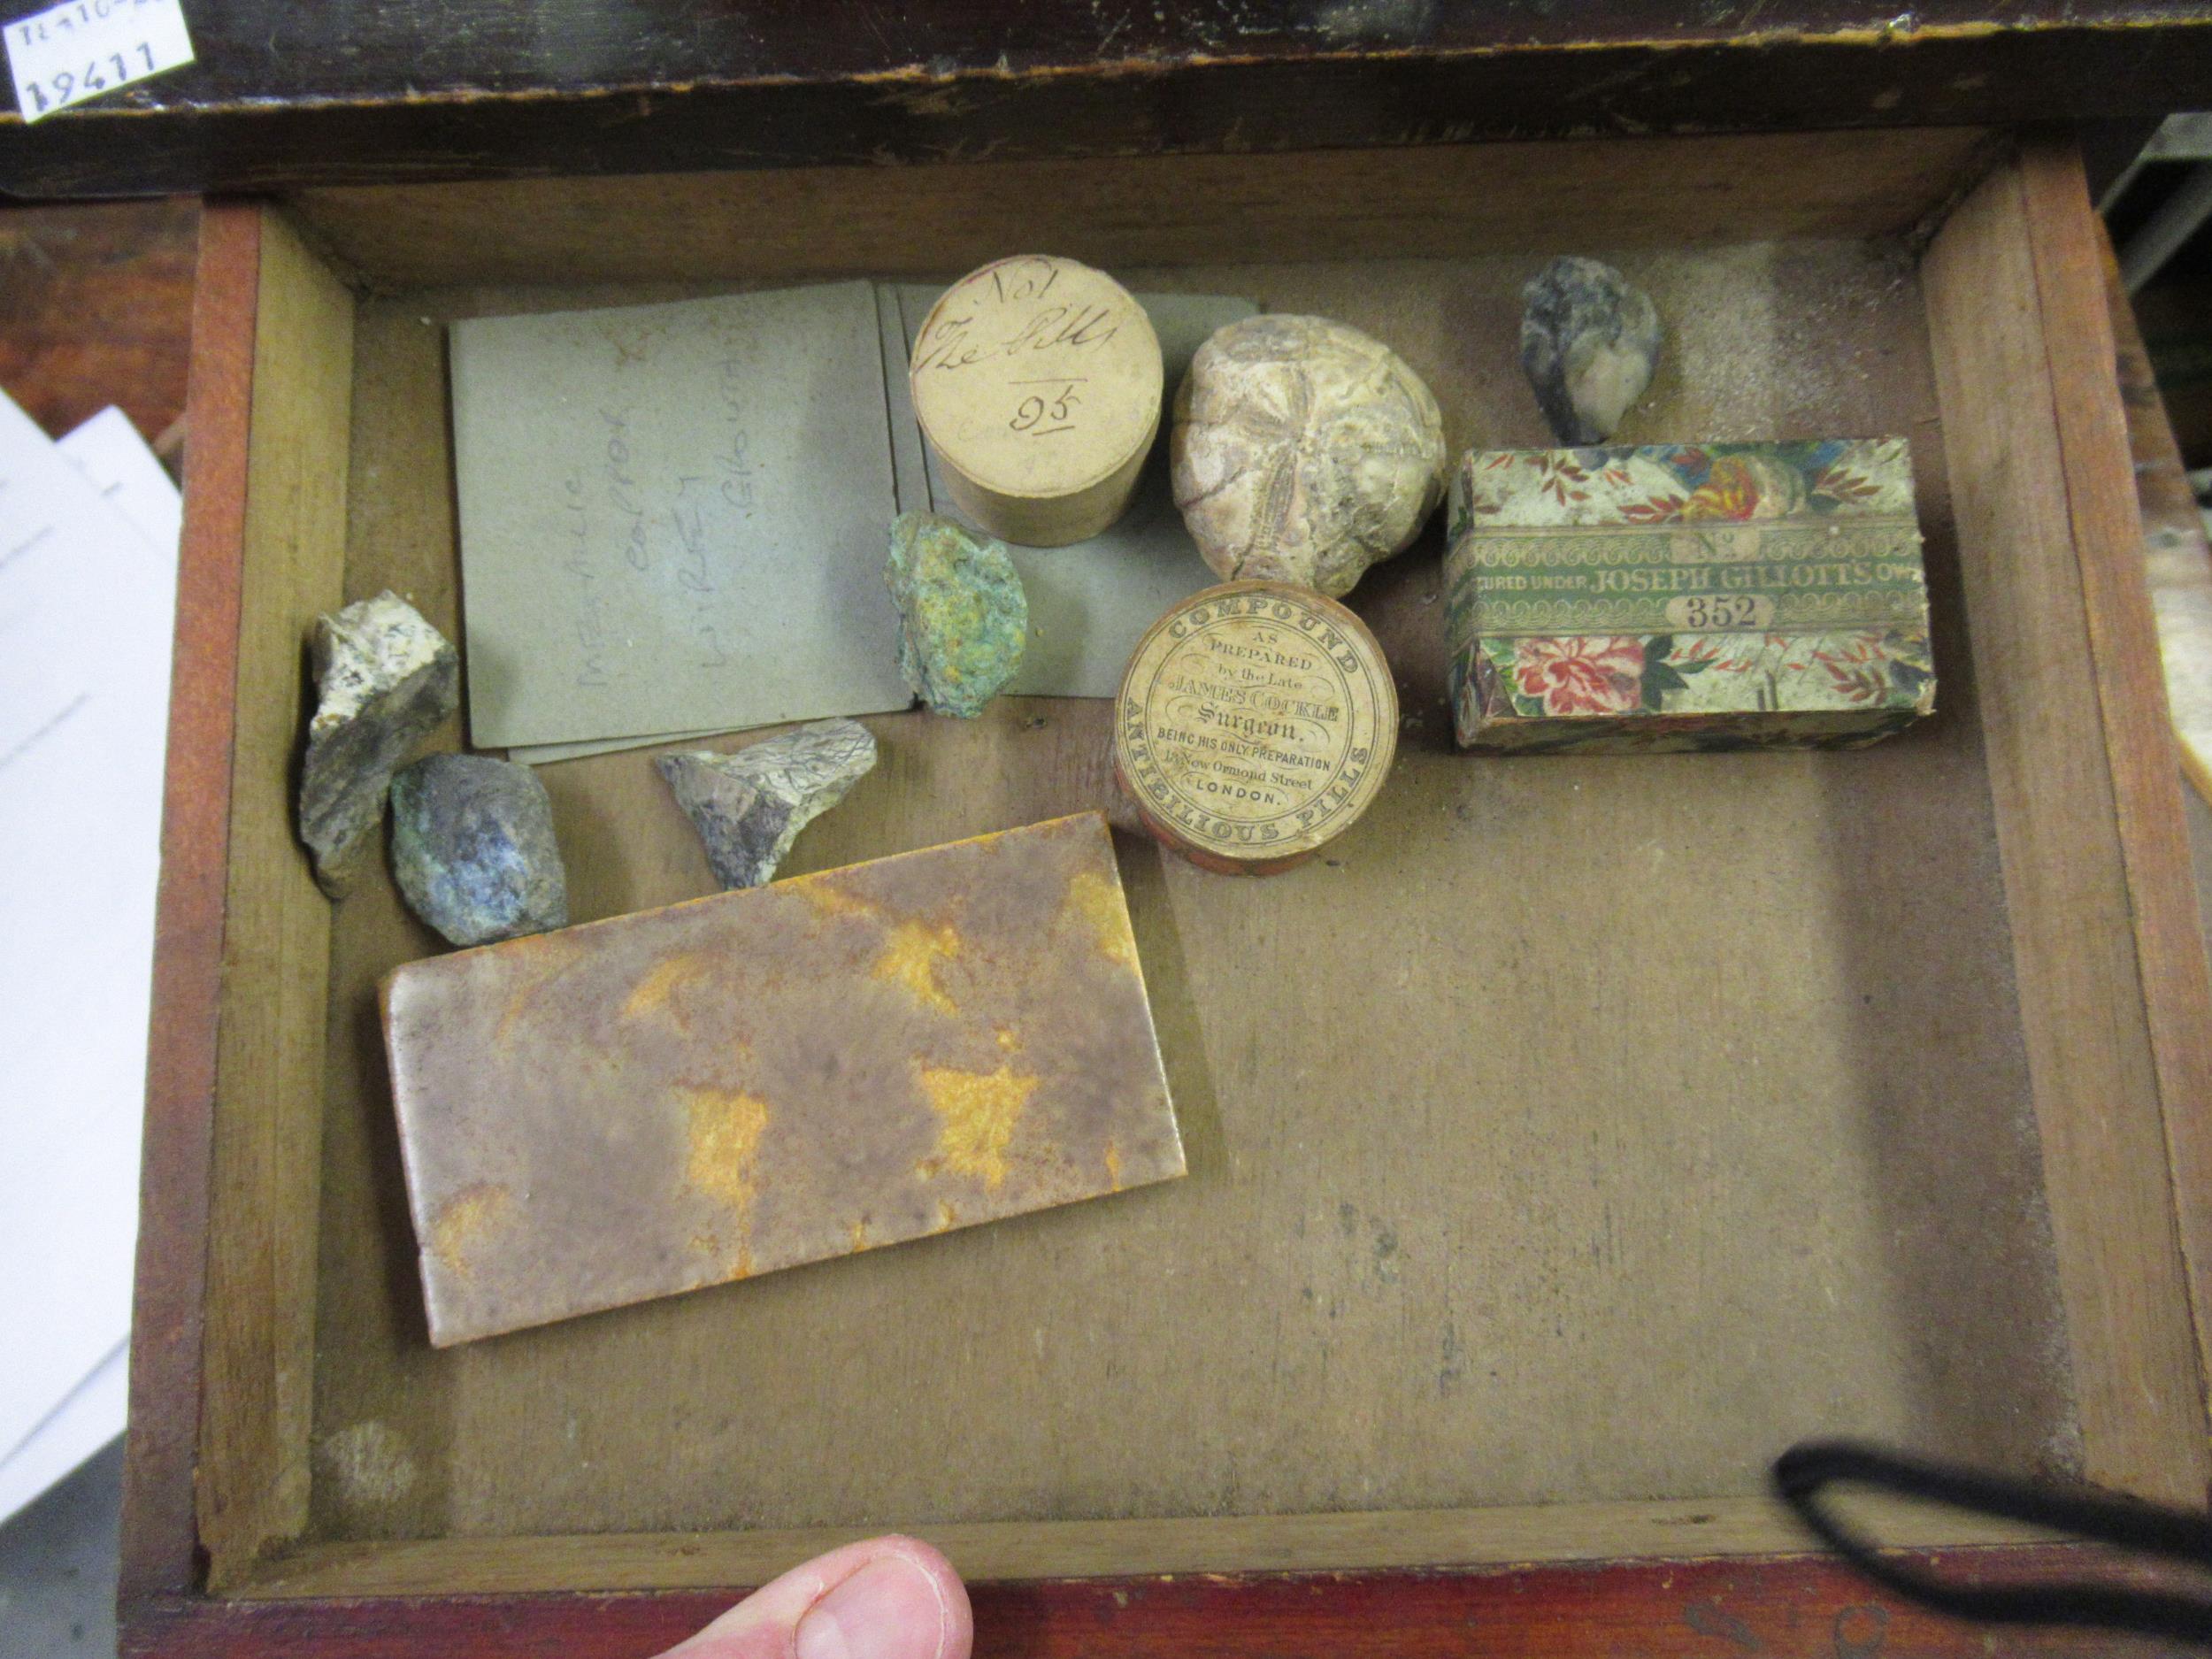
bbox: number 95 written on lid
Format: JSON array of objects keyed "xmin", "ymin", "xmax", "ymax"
[{"xmin": 909, "ymin": 256, "xmax": 1164, "ymax": 547}]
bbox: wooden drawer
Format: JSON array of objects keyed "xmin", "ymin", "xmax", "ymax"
[{"xmin": 121, "ymin": 127, "xmax": 2212, "ymax": 1655}]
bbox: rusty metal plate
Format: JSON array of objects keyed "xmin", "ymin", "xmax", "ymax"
[{"xmin": 381, "ymin": 810, "xmax": 1183, "ymax": 1345}]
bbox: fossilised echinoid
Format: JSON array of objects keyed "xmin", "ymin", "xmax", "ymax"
[{"xmin": 1169, "ymin": 314, "xmax": 1448, "ymax": 599}]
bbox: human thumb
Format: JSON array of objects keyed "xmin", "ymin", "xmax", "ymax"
[{"xmin": 655, "ymin": 1535, "xmax": 972, "ymax": 1659}]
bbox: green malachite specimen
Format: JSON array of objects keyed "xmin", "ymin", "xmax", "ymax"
[{"xmin": 884, "ymin": 511, "xmax": 1027, "ymax": 718}]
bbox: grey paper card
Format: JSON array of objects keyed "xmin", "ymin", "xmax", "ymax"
[
  {"xmin": 450, "ymin": 282, "xmax": 910, "ymax": 749},
  {"xmin": 508, "ymin": 726, "xmax": 725, "ymax": 766},
  {"xmin": 888, "ymin": 286, "xmax": 1257, "ymax": 700}
]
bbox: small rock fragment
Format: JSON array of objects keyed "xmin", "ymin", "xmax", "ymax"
[
  {"xmin": 657, "ymin": 718, "xmax": 879, "ymax": 889},
  {"xmin": 884, "ymin": 512, "xmax": 1027, "ymax": 718},
  {"xmin": 1518, "ymin": 257, "xmax": 1663, "ymax": 445},
  {"xmin": 1170, "ymin": 314, "xmax": 1448, "ymax": 598},
  {"xmin": 389, "ymin": 755, "xmax": 567, "ymax": 948},
  {"xmin": 297, "ymin": 591, "xmax": 458, "ymax": 895}
]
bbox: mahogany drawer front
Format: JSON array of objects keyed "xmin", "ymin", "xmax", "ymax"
[{"xmin": 120, "ymin": 128, "xmax": 2212, "ymax": 1656}]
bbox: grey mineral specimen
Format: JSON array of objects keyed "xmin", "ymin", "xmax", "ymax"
[
  {"xmin": 657, "ymin": 718, "xmax": 878, "ymax": 889},
  {"xmin": 1519, "ymin": 257, "xmax": 1663, "ymax": 445},
  {"xmin": 389, "ymin": 754, "xmax": 567, "ymax": 948},
  {"xmin": 297, "ymin": 591, "xmax": 458, "ymax": 896},
  {"xmin": 884, "ymin": 512, "xmax": 1027, "ymax": 718},
  {"xmin": 1171, "ymin": 314, "xmax": 1448, "ymax": 598}
]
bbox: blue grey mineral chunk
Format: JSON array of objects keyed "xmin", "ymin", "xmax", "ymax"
[
  {"xmin": 298, "ymin": 591, "xmax": 458, "ymax": 896},
  {"xmin": 1519, "ymin": 257, "xmax": 1663, "ymax": 445},
  {"xmin": 884, "ymin": 512, "xmax": 1027, "ymax": 718},
  {"xmin": 389, "ymin": 754, "xmax": 567, "ymax": 947},
  {"xmin": 657, "ymin": 718, "xmax": 878, "ymax": 889}
]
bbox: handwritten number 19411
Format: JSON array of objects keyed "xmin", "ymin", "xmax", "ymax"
[
  {"xmin": 20, "ymin": 42, "xmax": 150, "ymax": 111},
  {"xmin": 9, "ymin": 0, "xmax": 196, "ymax": 125}
]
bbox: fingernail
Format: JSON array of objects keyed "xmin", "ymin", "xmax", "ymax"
[{"xmin": 795, "ymin": 1556, "xmax": 948, "ymax": 1659}]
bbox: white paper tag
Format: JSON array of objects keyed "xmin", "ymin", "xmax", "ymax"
[{"xmin": 5, "ymin": 0, "xmax": 194, "ymax": 124}]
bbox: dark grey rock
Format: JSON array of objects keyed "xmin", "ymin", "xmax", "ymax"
[
  {"xmin": 298, "ymin": 591, "xmax": 458, "ymax": 896},
  {"xmin": 389, "ymin": 755, "xmax": 567, "ymax": 947},
  {"xmin": 1519, "ymin": 257, "xmax": 1663, "ymax": 445},
  {"xmin": 657, "ymin": 718, "xmax": 878, "ymax": 889}
]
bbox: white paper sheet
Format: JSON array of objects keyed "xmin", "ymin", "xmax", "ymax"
[
  {"xmin": 0, "ymin": 396, "xmax": 176, "ymax": 1496},
  {"xmin": 5, "ymin": 0, "xmax": 196, "ymax": 123},
  {"xmin": 58, "ymin": 406, "xmax": 182, "ymax": 551},
  {"xmin": 0, "ymin": 1341, "xmax": 124, "ymax": 1524}
]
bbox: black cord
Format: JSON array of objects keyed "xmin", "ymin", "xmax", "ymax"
[{"xmin": 1773, "ymin": 1440, "xmax": 2212, "ymax": 1644}]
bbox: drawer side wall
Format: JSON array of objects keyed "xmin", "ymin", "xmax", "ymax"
[
  {"xmin": 194, "ymin": 210, "xmax": 359, "ymax": 1590},
  {"xmin": 1922, "ymin": 140, "xmax": 2211, "ymax": 1504}
]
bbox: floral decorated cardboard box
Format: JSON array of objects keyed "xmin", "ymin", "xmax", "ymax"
[{"xmin": 1443, "ymin": 440, "xmax": 1933, "ymax": 754}]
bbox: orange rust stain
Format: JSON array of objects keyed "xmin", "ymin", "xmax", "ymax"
[
  {"xmin": 849, "ymin": 1217, "xmax": 872, "ymax": 1251},
  {"xmin": 873, "ymin": 919, "xmax": 960, "ymax": 1015},
  {"xmin": 1061, "ymin": 867, "xmax": 1140, "ymax": 971},
  {"xmin": 680, "ymin": 1085, "xmax": 771, "ymax": 1219},
  {"xmin": 623, "ymin": 952, "xmax": 710, "ymax": 1022},
  {"xmin": 492, "ymin": 933, "xmax": 587, "ymax": 1049},
  {"xmin": 795, "ymin": 876, "xmax": 880, "ymax": 919},
  {"xmin": 917, "ymin": 1062, "xmax": 1037, "ymax": 1190},
  {"xmin": 1105, "ymin": 1141, "xmax": 1123, "ymax": 1193},
  {"xmin": 431, "ymin": 1182, "xmax": 513, "ymax": 1279},
  {"xmin": 935, "ymin": 1200, "xmax": 960, "ymax": 1232}
]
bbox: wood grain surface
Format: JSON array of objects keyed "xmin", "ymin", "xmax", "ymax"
[
  {"xmin": 3, "ymin": 2, "xmax": 2209, "ymax": 196},
  {"xmin": 116, "ymin": 131, "xmax": 2212, "ymax": 1655},
  {"xmin": 288, "ymin": 233, "xmax": 2081, "ymax": 1576},
  {"xmin": 0, "ymin": 197, "xmax": 196, "ymax": 441},
  {"xmin": 285, "ymin": 128, "xmax": 1998, "ymax": 291},
  {"xmin": 191, "ymin": 211, "xmax": 357, "ymax": 1584},
  {"xmin": 124, "ymin": 1547, "xmax": 2188, "ymax": 1658},
  {"xmin": 234, "ymin": 1493, "xmax": 2065, "ymax": 1599},
  {"xmin": 1920, "ymin": 145, "xmax": 2210, "ymax": 1505},
  {"xmin": 2108, "ymin": 204, "xmax": 2212, "ymax": 810},
  {"xmin": 119, "ymin": 202, "xmax": 259, "ymax": 1608},
  {"xmin": 2017, "ymin": 141, "xmax": 2212, "ymax": 1497}
]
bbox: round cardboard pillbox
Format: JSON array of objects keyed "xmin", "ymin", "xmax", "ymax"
[
  {"xmin": 910, "ymin": 256, "xmax": 1164, "ymax": 547},
  {"xmin": 1114, "ymin": 580, "xmax": 1398, "ymax": 876}
]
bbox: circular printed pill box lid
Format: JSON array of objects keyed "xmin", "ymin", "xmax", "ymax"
[
  {"xmin": 1114, "ymin": 580, "xmax": 1398, "ymax": 870},
  {"xmin": 910, "ymin": 256, "xmax": 1164, "ymax": 502}
]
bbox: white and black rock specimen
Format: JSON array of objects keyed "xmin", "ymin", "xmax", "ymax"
[
  {"xmin": 1170, "ymin": 315, "xmax": 1447, "ymax": 598},
  {"xmin": 389, "ymin": 754, "xmax": 567, "ymax": 947},
  {"xmin": 657, "ymin": 718, "xmax": 879, "ymax": 889},
  {"xmin": 1518, "ymin": 257, "xmax": 1663, "ymax": 445},
  {"xmin": 297, "ymin": 591, "xmax": 458, "ymax": 896}
]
